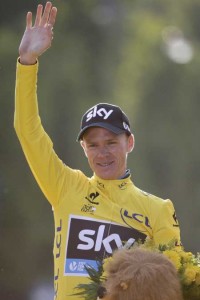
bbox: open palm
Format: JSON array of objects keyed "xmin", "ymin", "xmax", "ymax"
[{"xmin": 19, "ymin": 2, "xmax": 57, "ymax": 64}]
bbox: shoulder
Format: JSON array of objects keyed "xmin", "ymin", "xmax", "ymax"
[{"xmin": 134, "ymin": 186, "xmax": 175, "ymax": 210}]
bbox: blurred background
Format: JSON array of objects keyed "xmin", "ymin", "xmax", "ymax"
[{"xmin": 1, "ymin": 0, "xmax": 200, "ymax": 299}]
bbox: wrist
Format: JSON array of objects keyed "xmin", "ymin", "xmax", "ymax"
[{"xmin": 19, "ymin": 54, "xmax": 38, "ymax": 65}]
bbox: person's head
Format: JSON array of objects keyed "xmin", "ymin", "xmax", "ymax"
[
  {"xmin": 102, "ymin": 248, "xmax": 183, "ymax": 300},
  {"xmin": 77, "ymin": 103, "xmax": 134, "ymax": 180}
]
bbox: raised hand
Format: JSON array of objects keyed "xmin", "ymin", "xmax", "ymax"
[{"xmin": 19, "ymin": 2, "xmax": 57, "ymax": 65}]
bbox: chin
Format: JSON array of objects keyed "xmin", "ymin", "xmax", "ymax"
[
  {"xmin": 94, "ymin": 166, "xmax": 119, "ymax": 180},
  {"xmin": 96, "ymin": 172, "xmax": 117, "ymax": 180}
]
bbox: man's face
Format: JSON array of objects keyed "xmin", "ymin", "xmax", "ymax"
[{"xmin": 81, "ymin": 127, "xmax": 134, "ymax": 180}]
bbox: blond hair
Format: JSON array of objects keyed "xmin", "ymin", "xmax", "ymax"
[{"xmin": 103, "ymin": 248, "xmax": 183, "ymax": 300}]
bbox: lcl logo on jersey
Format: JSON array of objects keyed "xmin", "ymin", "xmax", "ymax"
[
  {"xmin": 86, "ymin": 106, "xmax": 113, "ymax": 122},
  {"xmin": 118, "ymin": 181, "xmax": 127, "ymax": 190},
  {"xmin": 120, "ymin": 208, "xmax": 152, "ymax": 230}
]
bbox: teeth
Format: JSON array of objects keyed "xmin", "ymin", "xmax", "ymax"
[{"xmin": 99, "ymin": 162, "xmax": 112, "ymax": 166}]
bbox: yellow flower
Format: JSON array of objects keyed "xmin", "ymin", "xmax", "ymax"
[
  {"xmin": 183, "ymin": 265, "xmax": 199, "ymax": 285},
  {"xmin": 163, "ymin": 249, "xmax": 181, "ymax": 270},
  {"xmin": 195, "ymin": 272, "xmax": 200, "ymax": 286},
  {"xmin": 74, "ymin": 239, "xmax": 200, "ymax": 300},
  {"xmin": 180, "ymin": 251, "xmax": 194, "ymax": 264},
  {"xmin": 102, "ymin": 256, "xmax": 113, "ymax": 277}
]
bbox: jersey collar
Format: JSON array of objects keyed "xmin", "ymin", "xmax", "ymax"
[{"xmin": 90, "ymin": 171, "xmax": 132, "ymax": 191}]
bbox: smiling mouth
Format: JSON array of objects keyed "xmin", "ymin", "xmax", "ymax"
[{"xmin": 97, "ymin": 161, "xmax": 114, "ymax": 167}]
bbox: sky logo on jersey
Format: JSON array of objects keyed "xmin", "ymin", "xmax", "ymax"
[{"xmin": 64, "ymin": 215, "xmax": 147, "ymax": 276}]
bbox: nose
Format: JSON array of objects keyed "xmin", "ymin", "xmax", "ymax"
[{"xmin": 97, "ymin": 146, "xmax": 109, "ymax": 157}]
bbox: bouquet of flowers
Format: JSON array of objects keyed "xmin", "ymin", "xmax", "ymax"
[{"xmin": 74, "ymin": 239, "xmax": 200, "ymax": 300}]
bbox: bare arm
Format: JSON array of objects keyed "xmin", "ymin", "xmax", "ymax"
[{"xmin": 19, "ymin": 1, "xmax": 57, "ymax": 65}]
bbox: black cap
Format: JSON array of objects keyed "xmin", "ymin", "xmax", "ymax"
[{"xmin": 77, "ymin": 103, "xmax": 132, "ymax": 141}]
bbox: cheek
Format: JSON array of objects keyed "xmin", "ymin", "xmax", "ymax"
[
  {"xmin": 85, "ymin": 150, "xmax": 95, "ymax": 164},
  {"xmin": 117, "ymin": 144, "xmax": 129, "ymax": 155}
]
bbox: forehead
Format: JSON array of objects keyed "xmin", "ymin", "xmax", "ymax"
[{"xmin": 83, "ymin": 127, "xmax": 119, "ymax": 141}]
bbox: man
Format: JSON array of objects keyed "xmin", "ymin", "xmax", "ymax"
[{"xmin": 14, "ymin": 2, "xmax": 181, "ymax": 300}]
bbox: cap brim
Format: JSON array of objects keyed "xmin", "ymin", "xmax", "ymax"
[{"xmin": 77, "ymin": 122, "xmax": 127, "ymax": 141}]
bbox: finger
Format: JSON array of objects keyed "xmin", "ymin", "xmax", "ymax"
[
  {"xmin": 26, "ymin": 12, "xmax": 32, "ymax": 29},
  {"xmin": 40, "ymin": 2, "xmax": 52, "ymax": 26},
  {"xmin": 34, "ymin": 4, "xmax": 43, "ymax": 26},
  {"xmin": 48, "ymin": 7, "xmax": 57, "ymax": 27}
]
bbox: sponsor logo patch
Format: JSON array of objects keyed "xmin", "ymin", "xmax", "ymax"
[
  {"xmin": 64, "ymin": 215, "xmax": 147, "ymax": 276},
  {"xmin": 120, "ymin": 208, "xmax": 152, "ymax": 230},
  {"xmin": 81, "ymin": 204, "xmax": 96, "ymax": 214},
  {"xmin": 86, "ymin": 106, "xmax": 113, "ymax": 122},
  {"xmin": 85, "ymin": 191, "xmax": 100, "ymax": 205}
]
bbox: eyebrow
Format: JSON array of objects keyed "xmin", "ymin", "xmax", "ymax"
[{"xmin": 85, "ymin": 137, "xmax": 118, "ymax": 144}]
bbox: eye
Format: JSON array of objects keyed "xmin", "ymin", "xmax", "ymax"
[
  {"xmin": 108, "ymin": 140, "xmax": 117, "ymax": 145},
  {"xmin": 88, "ymin": 144, "xmax": 97, "ymax": 148}
]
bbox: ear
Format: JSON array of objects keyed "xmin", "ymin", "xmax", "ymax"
[
  {"xmin": 80, "ymin": 140, "xmax": 88, "ymax": 157},
  {"xmin": 127, "ymin": 134, "xmax": 135, "ymax": 153}
]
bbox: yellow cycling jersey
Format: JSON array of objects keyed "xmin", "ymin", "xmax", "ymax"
[{"xmin": 14, "ymin": 61, "xmax": 181, "ymax": 300}]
